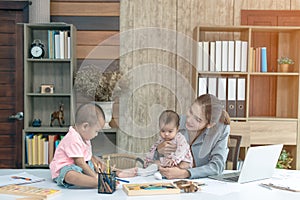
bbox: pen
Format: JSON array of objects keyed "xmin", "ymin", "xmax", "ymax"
[
  {"xmin": 115, "ymin": 178, "xmax": 130, "ymax": 183},
  {"xmin": 106, "ymin": 156, "xmax": 110, "ymax": 174},
  {"xmin": 11, "ymin": 176, "xmax": 32, "ymax": 181}
]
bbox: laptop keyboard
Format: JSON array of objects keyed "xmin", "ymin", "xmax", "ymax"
[{"xmin": 223, "ymin": 175, "xmax": 239, "ymax": 182}]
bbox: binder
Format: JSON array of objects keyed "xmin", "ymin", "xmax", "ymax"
[
  {"xmin": 196, "ymin": 42, "xmax": 203, "ymax": 72},
  {"xmin": 217, "ymin": 77, "xmax": 227, "ymax": 109},
  {"xmin": 221, "ymin": 41, "xmax": 228, "ymax": 71},
  {"xmin": 241, "ymin": 41, "xmax": 248, "ymax": 72},
  {"xmin": 208, "ymin": 77, "xmax": 217, "ymax": 96},
  {"xmin": 215, "ymin": 41, "xmax": 222, "ymax": 71},
  {"xmin": 228, "ymin": 41, "xmax": 235, "ymax": 71},
  {"xmin": 234, "ymin": 40, "xmax": 241, "ymax": 71},
  {"xmin": 203, "ymin": 41, "xmax": 209, "ymax": 71},
  {"xmin": 198, "ymin": 77, "xmax": 207, "ymax": 96},
  {"xmin": 236, "ymin": 77, "xmax": 246, "ymax": 118},
  {"xmin": 209, "ymin": 42, "xmax": 215, "ymax": 71},
  {"xmin": 227, "ymin": 78, "xmax": 237, "ymax": 117}
]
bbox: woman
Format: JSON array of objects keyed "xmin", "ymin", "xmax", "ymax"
[{"xmin": 158, "ymin": 94, "xmax": 230, "ymax": 179}]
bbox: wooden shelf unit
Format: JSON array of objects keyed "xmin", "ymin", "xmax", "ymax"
[
  {"xmin": 195, "ymin": 25, "xmax": 300, "ymax": 169},
  {"xmin": 23, "ymin": 23, "xmax": 76, "ymax": 168}
]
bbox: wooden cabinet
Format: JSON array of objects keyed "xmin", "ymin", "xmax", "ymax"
[
  {"xmin": 195, "ymin": 25, "xmax": 300, "ymax": 169},
  {"xmin": 23, "ymin": 23, "xmax": 76, "ymax": 168}
]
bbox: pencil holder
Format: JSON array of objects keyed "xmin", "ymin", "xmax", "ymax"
[{"xmin": 98, "ymin": 171, "xmax": 116, "ymax": 194}]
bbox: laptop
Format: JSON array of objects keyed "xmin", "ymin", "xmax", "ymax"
[{"xmin": 208, "ymin": 144, "xmax": 283, "ymax": 183}]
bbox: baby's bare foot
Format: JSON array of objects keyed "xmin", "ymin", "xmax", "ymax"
[{"xmin": 118, "ymin": 167, "xmax": 138, "ymax": 178}]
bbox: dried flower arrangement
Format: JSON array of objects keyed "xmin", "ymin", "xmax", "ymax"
[
  {"xmin": 74, "ymin": 65, "xmax": 123, "ymax": 102},
  {"xmin": 277, "ymin": 56, "xmax": 295, "ymax": 65}
]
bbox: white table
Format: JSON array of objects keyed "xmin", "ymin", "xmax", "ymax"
[{"xmin": 0, "ymin": 169, "xmax": 299, "ymax": 200}]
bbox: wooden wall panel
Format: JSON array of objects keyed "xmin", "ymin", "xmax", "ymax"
[
  {"xmin": 77, "ymin": 45, "xmax": 119, "ymax": 59},
  {"xmin": 77, "ymin": 31, "xmax": 119, "ymax": 46},
  {"xmin": 291, "ymin": 0, "xmax": 300, "ymax": 9},
  {"xmin": 119, "ymin": 0, "xmax": 177, "ymax": 155},
  {"xmin": 51, "ymin": 16, "xmax": 119, "ymax": 31},
  {"xmin": 51, "ymin": 2, "xmax": 120, "ymax": 16}
]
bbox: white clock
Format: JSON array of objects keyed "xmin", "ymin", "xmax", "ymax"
[{"xmin": 30, "ymin": 39, "xmax": 45, "ymax": 58}]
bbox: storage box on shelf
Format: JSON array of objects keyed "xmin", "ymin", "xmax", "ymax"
[
  {"xmin": 23, "ymin": 23, "xmax": 76, "ymax": 168},
  {"xmin": 194, "ymin": 25, "xmax": 300, "ymax": 169}
]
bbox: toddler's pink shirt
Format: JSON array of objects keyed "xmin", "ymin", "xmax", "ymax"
[{"xmin": 49, "ymin": 126, "xmax": 92, "ymax": 179}]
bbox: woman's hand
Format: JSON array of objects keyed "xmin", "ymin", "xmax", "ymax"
[
  {"xmin": 159, "ymin": 166, "xmax": 190, "ymax": 179},
  {"xmin": 157, "ymin": 141, "xmax": 177, "ymax": 156}
]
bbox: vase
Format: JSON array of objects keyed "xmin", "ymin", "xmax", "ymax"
[
  {"xmin": 94, "ymin": 101, "xmax": 114, "ymax": 129},
  {"xmin": 279, "ymin": 64, "xmax": 290, "ymax": 72}
]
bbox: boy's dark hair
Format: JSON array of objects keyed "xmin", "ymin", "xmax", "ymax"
[
  {"xmin": 75, "ymin": 102, "xmax": 105, "ymax": 126},
  {"xmin": 159, "ymin": 110, "xmax": 180, "ymax": 128}
]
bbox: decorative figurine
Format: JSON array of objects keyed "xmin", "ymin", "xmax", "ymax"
[
  {"xmin": 50, "ymin": 103, "xmax": 65, "ymax": 127},
  {"xmin": 32, "ymin": 119, "xmax": 41, "ymax": 127}
]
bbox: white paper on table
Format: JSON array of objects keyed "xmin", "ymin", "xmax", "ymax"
[{"xmin": 0, "ymin": 172, "xmax": 45, "ymax": 187}]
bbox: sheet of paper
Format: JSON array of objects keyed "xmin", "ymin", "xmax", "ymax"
[
  {"xmin": 0, "ymin": 172, "xmax": 45, "ymax": 187},
  {"xmin": 200, "ymin": 179, "xmax": 241, "ymax": 195},
  {"xmin": 261, "ymin": 169, "xmax": 300, "ymax": 192}
]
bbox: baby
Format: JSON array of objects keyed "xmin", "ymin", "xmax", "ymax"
[{"xmin": 140, "ymin": 110, "xmax": 193, "ymax": 177}]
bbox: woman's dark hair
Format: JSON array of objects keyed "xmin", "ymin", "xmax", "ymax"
[
  {"xmin": 159, "ymin": 110, "xmax": 180, "ymax": 128},
  {"xmin": 194, "ymin": 94, "xmax": 230, "ymax": 125}
]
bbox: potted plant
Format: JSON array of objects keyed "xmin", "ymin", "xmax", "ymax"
[
  {"xmin": 277, "ymin": 56, "xmax": 294, "ymax": 72},
  {"xmin": 74, "ymin": 64, "xmax": 124, "ymax": 129},
  {"xmin": 276, "ymin": 149, "xmax": 293, "ymax": 169}
]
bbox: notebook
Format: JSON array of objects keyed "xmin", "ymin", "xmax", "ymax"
[{"xmin": 208, "ymin": 144, "xmax": 283, "ymax": 183}]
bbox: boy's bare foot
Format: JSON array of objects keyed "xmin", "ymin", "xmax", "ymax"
[{"xmin": 117, "ymin": 167, "xmax": 138, "ymax": 178}]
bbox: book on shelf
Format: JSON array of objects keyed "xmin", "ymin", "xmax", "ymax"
[
  {"xmin": 48, "ymin": 30, "xmax": 55, "ymax": 59},
  {"xmin": 261, "ymin": 47, "xmax": 267, "ymax": 72},
  {"xmin": 255, "ymin": 47, "xmax": 261, "ymax": 72},
  {"xmin": 59, "ymin": 31, "xmax": 65, "ymax": 59},
  {"xmin": 54, "ymin": 31, "xmax": 60, "ymax": 59},
  {"xmin": 248, "ymin": 47, "xmax": 254, "ymax": 72},
  {"xmin": 37, "ymin": 134, "xmax": 47, "ymax": 165},
  {"xmin": 25, "ymin": 134, "xmax": 64, "ymax": 166},
  {"xmin": 32, "ymin": 134, "xmax": 38, "ymax": 165},
  {"xmin": 48, "ymin": 134, "xmax": 59, "ymax": 164},
  {"xmin": 25, "ymin": 134, "xmax": 33, "ymax": 165}
]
